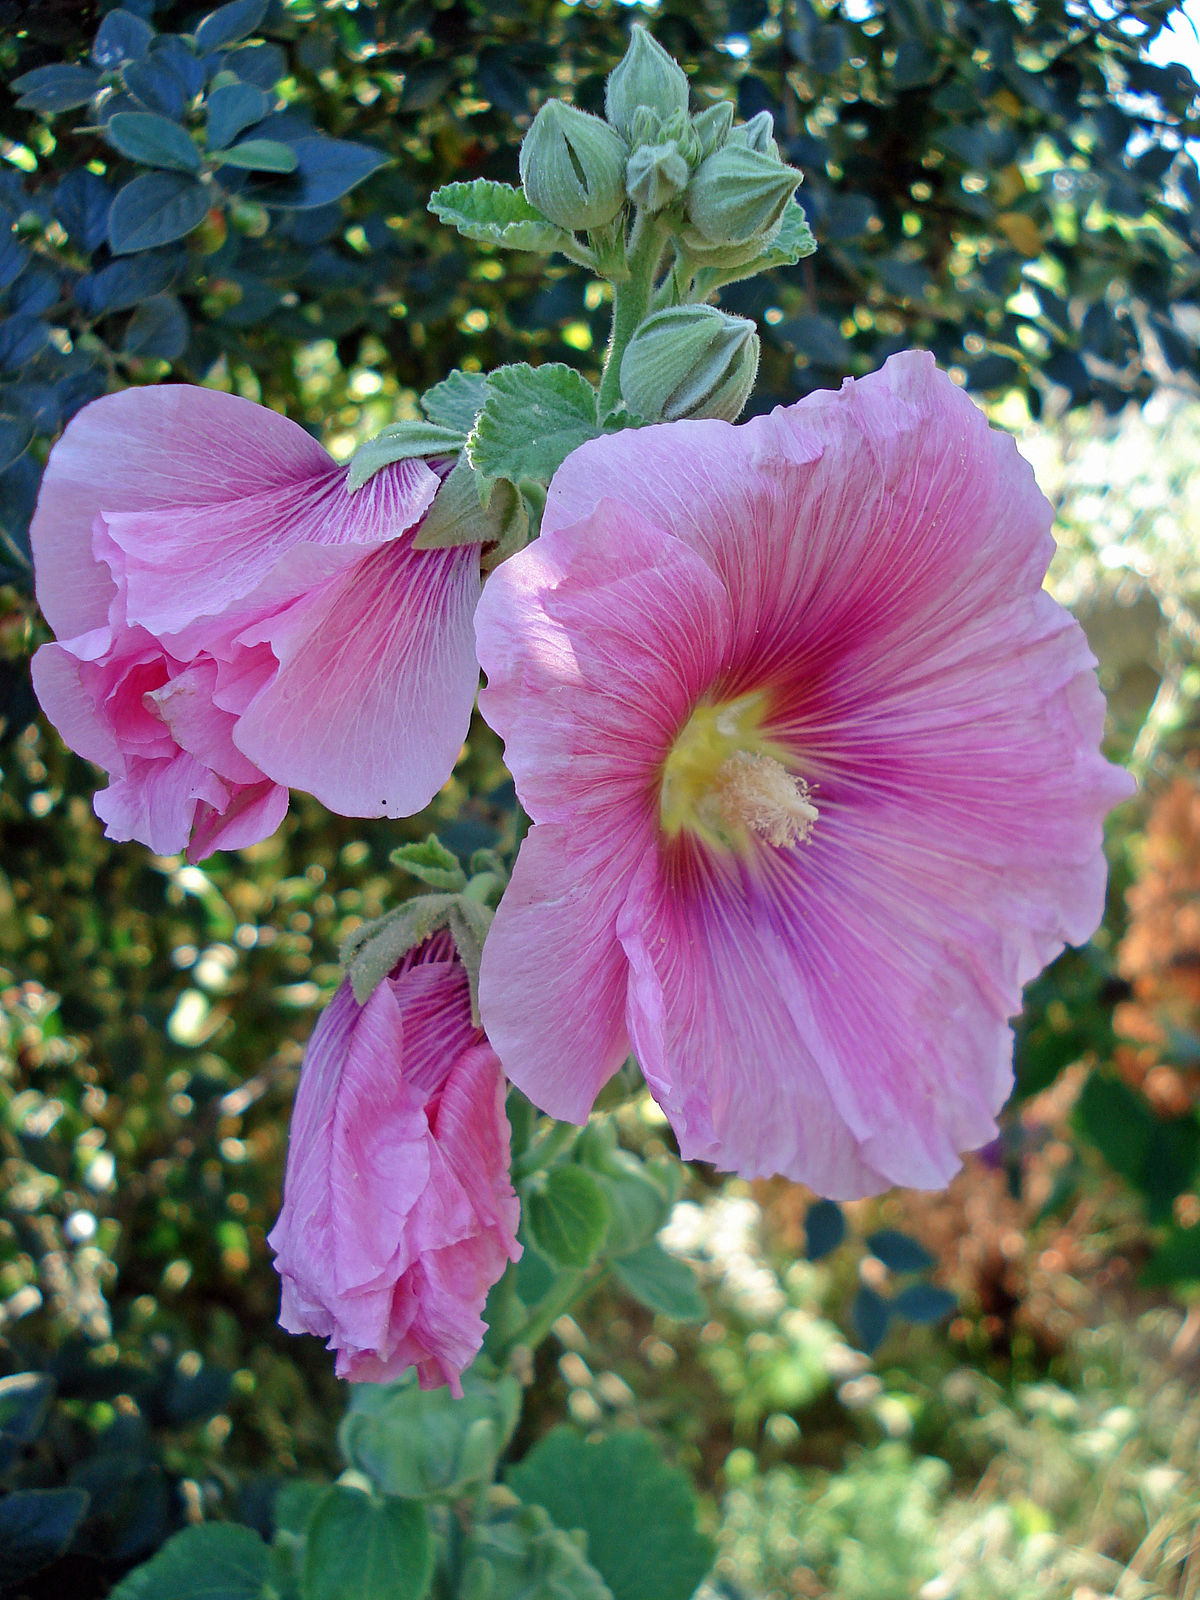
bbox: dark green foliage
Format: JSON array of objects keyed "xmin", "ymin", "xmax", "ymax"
[
  {"xmin": 0, "ymin": 0, "xmax": 1195, "ymax": 599},
  {"xmin": 507, "ymin": 1428, "xmax": 715, "ymax": 1600}
]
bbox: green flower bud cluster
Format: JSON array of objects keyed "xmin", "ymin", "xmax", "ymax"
[{"xmin": 516, "ymin": 23, "xmax": 804, "ymax": 258}]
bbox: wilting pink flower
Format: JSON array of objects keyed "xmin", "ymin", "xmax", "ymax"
[
  {"xmin": 30, "ymin": 387, "xmax": 481, "ymax": 860},
  {"xmin": 475, "ymin": 351, "xmax": 1134, "ymax": 1198},
  {"xmin": 268, "ymin": 931, "xmax": 520, "ymax": 1391}
]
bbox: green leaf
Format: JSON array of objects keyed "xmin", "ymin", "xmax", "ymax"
[
  {"xmin": 249, "ymin": 137, "xmax": 389, "ymax": 210},
  {"xmin": 389, "ymin": 835, "xmax": 467, "ymax": 892},
  {"xmin": 851, "ymin": 1285, "xmax": 890, "ymax": 1354},
  {"xmin": 346, "ymin": 421, "xmax": 465, "ymax": 492},
  {"xmin": 108, "ymin": 171, "xmax": 209, "ymax": 254},
  {"xmin": 0, "ymin": 1488, "xmax": 89, "ymax": 1587},
  {"xmin": 891, "ymin": 1284, "xmax": 956, "ymax": 1324},
  {"xmin": 467, "ymin": 363, "xmax": 599, "ymax": 493},
  {"xmin": 866, "ymin": 1230, "xmax": 935, "ymax": 1274},
  {"xmin": 576, "ymin": 1132, "xmax": 670, "ymax": 1257},
  {"xmin": 507, "ymin": 1430, "xmax": 714, "ymax": 1600},
  {"xmin": 341, "ymin": 896, "xmax": 456, "ymax": 1006},
  {"xmin": 804, "ymin": 1198, "xmax": 845, "ymax": 1260},
  {"xmin": 195, "ymin": 0, "xmax": 268, "ymax": 53},
  {"xmin": 109, "ymin": 1523, "xmax": 272, "ymax": 1600},
  {"xmin": 429, "ymin": 180, "xmax": 570, "ymax": 252},
  {"xmin": 1076, "ymin": 1071, "xmax": 1154, "ymax": 1184},
  {"xmin": 124, "ymin": 293, "xmax": 189, "ymax": 360},
  {"xmin": 462, "ymin": 1498, "xmax": 615, "ymax": 1600},
  {"xmin": 1143, "ymin": 1224, "xmax": 1200, "ymax": 1286},
  {"xmin": 302, "ymin": 1487, "xmax": 432, "ymax": 1600},
  {"xmin": 206, "ymin": 81, "xmax": 269, "ymax": 150},
  {"xmin": 105, "ymin": 112, "xmax": 202, "ymax": 172},
  {"xmin": 0, "ymin": 1372, "xmax": 54, "ymax": 1447},
  {"xmin": 274, "ymin": 1481, "xmax": 326, "ymax": 1538},
  {"xmin": 12, "ymin": 65, "xmax": 101, "ymax": 113},
  {"xmin": 214, "ymin": 138, "xmax": 299, "ymax": 173},
  {"xmin": 411, "ymin": 456, "xmax": 529, "ymax": 552},
  {"xmin": 524, "ymin": 1166, "xmax": 609, "ymax": 1269},
  {"xmin": 339, "ymin": 1370, "xmax": 521, "ymax": 1502},
  {"xmin": 758, "ymin": 197, "xmax": 817, "ymax": 267},
  {"xmin": 421, "ymin": 369, "xmax": 491, "ymax": 433},
  {"xmin": 613, "ymin": 1242, "xmax": 705, "ymax": 1321}
]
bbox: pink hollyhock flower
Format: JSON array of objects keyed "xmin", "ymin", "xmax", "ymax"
[
  {"xmin": 30, "ymin": 387, "xmax": 482, "ymax": 860},
  {"xmin": 268, "ymin": 930, "xmax": 521, "ymax": 1391},
  {"xmin": 475, "ymin": 351, "xmax": 1134, "ymax": 1199}
]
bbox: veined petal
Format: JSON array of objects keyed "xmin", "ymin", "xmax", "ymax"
[
  {"xmin": 479, "ymin": 822, "xmax": 638, "ymax": 1122},
  {"xmin": 32, "ymin": 386, "xmax": 334, "ymax": 640},
  {"xmin": 483, "ymin": 352, "xmax": 1133, "ymax": 1197},
  {"xmin": 477, "ymin": 506, "xmax": 734, "ymax": 825},
  {"xmin": 233, "ymin": 535, "xmax": 482, "ymax": 818},
  {"xmin": 107, "ymin": 455, "xmax": 438, "ymax": 642}
]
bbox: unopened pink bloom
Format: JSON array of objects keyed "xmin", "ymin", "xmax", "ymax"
[
  {"xmin": 475, "ymin": 352, "xmax": 1134, "ymax": 1198},
  {"xmin": 31, "ymin": 387, "xmax": 481, "ymax": 860},
  {"xmin": 268, "ymin": 931, "xmax": 520, "ymax": 1392}
]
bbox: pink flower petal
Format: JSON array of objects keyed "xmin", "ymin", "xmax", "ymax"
[
  {"xmin": 479, "ymin": 352, "xmax": 1134, "ymax": 1196},
  {"xmin": 269, "ymin": 939, "xmax": 519, "ymax": 1391},
  {"xmin": 94, "ymin": 752, "xmax": 229, "ymax": 857},
  {"xmin": 476, "ymin": 504, "xmax": 735, "ymax": 824},
  {"xmin": 106, "ymin": 454, "xmax": 438, "ymax": 642},
  {"xmin": 31, "ymin": 386, "xmax": 334, "ymax": 640},
  {"xmin": 479, "ymin": 822, "xmax": 637, "ymax": 1123},
  {"xmin": 234, "ymin": 536, "xmax": 482, "ymax": 818}
]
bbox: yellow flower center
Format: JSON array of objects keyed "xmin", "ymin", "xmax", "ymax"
[{"xmin": 659, "ymin": 693, "xmax": 817, "ymax": 851}]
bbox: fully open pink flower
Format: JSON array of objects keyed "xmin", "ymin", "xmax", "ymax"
[
  {"xmin": 31, "ymin": 387, "xmax": 482, "ymax": 860},
  {"xmin": 475, "ymin": 351, "xmax": 1134, "ymax": 1198},
  {"xmin": 268, "ymin": 931, "xmax": 520, "ymax": 1392}
]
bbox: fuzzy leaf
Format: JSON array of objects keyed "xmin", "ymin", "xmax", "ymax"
[
  {"xmin": 390, "ymin": 835, "xmax": 467, "ymax": 892},
  {"xmin": 525, "ymin": 1166, "xmax": 609, "ymax": 1269},
  {"xmin": 420, "ymin": 369, "xmax": 491, "ymax": 433},
  {"xmin": 108, "ymin": 1523, "xmax": 271, "ymax": 1600},
  {"xmin": 302, "ymin": 1488, "xmax": 432, "ymax": 1600},
  {"xmin": 507, "ymin": 1430, "xmax": 714, "ymax": 1600},
  {"xmin": 428, "ymin": 180, "xmax": 569, "ymax": 252},
  {"xmin": 412, "ymin": 457, "xmax": 528, "ymax": 552},
  {"xmin": 346, "ymin": 421, "xmax": 464, "ymax": 491},
  {"xmin": 613, "ymin": 1242, "xmax": 705, "ymax": 1321},
  {"xmin": 467, "ymin": 363, "xmax": 598, "ymax": 493}
]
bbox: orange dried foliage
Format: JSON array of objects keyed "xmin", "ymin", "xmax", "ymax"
[{"xmin": 1115, "ymin": 775, "xmax": 1200, "ymax": 1113}]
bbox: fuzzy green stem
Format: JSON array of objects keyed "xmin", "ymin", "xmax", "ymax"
[{"xmin": 597, "ymin": 212, "xmax": 668, "ymax": 415}]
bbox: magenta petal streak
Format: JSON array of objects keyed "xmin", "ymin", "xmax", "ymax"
[{"xmin": 476, "ymin": 352, "xmax": 1135, "ymax": 1197}]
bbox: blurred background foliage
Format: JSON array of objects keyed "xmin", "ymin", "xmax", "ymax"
[{"xmin": 1, "ymin": 0, "xmax": 1200, "ymax": 1594}]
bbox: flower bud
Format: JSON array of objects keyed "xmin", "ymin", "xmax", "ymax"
[
  {"xmin": 692, "ymin": 99, "xmax": 735, "ymax": 158},
  {"xmin": 658, "ymin": 108, "xmax": 702, "ymax": 167},
  {"xmin": 605, "ymin": 24, "xmax": 690, "ymax": 144},
  {"xmin": 628, "ymin": 105, "xmax": 663, "ymax": 147},
  {"xmin": 519, "ymin": 99, "xmax": 628, "ymax": 233},
  {"xmin": 619, "ymin": 304, "xmax": 760, "ymax": 422},
  {"xmin": 685, "ymin": 142, "xmax": 802, "ymax": 246},
  {"xmin": 625, "ymin": 141, "xmax": 690, "ymax": 212},
  {"xmin": 728, "ymin": 109, "xmax": 778, "ymax": 157}
]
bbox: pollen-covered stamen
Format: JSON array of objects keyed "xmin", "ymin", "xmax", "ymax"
[{"xmin": 712, "ymin": 750, "xmax": 818, "ymax": 848}]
